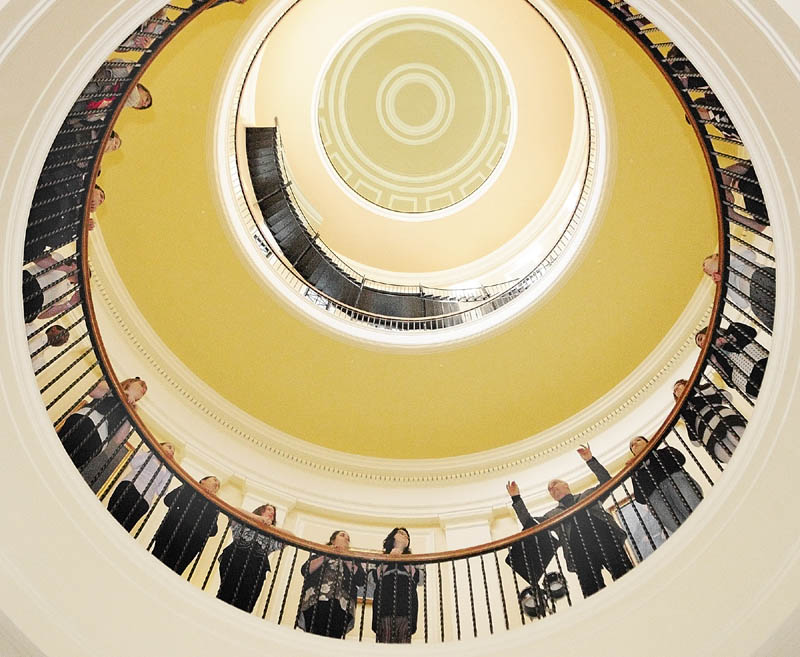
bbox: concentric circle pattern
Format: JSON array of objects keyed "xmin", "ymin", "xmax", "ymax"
[{"xmin": 317, "ymin": 12, "xmax": 514, "ymax": 214}]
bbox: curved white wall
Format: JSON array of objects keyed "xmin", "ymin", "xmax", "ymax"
[{"xmin": 1, "ymin": 1, "xmax": 800, "ymax": 656}]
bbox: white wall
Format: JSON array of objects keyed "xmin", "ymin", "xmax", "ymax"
[
  {"xmin": 774, "ymin": 0, "xmax": 800, "ymax": 29},
  {"xmin": 1, "ymin": 0, "xmax": 800, "ymax": 656}
]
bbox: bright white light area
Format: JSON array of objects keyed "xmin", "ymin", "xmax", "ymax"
[{"xmin": 214, "ymin": 0, "xmax": 613, "ymax": 350}]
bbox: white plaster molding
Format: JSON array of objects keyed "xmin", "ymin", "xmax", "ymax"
[
  {"xmin": 3, "ymin": 2, "xmax": 800, "ymax": 657},
  {"xmin": 89, "ymin": 221, "xmax": 711, "ymax": 491}
]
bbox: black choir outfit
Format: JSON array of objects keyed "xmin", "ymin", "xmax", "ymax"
[
  {"xmin": 216, "ymin": 520, "xmax": 282, "ymax": 612},
  {"xmin": 298, "ymin": 554, "xmax": 366, "ymax": 639},
  {"xmin": 630, "ymin": 446, "xmax": 703, "ymax": 533},
  {"xmin": 57, "ymin": 393, "xmax": 129, "ymax": 470},
  {"xmin": 511, "ymin": 458, "xmax": 632, "ymax": 598},
  {"xmin": 151, "ymin": 484, "xmax": 219, "ymax": 575},
  {"xmin": 371, "ymin": 563, "xmax": 421, "ymax": 643},
  {"xmin": 680, "ymin": 382, "xmax": 746, "ymax": 463},
  {"xmin": 708, "ymin": 322, "xmax": 768, "ymax": 399}
]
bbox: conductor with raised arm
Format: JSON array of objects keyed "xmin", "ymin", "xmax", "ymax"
[{"xmin": 506, "ymin": 444, "xmax": 632, "ymax": 598}]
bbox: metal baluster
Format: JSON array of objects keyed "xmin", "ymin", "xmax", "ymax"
[
  {"xmin": 451, "ymin": 560, "xmax": 461, "ymax": 640},
  {"xmin": 357, "ymin": 563, "xmax": 368, "ymax": 641},
  {"xmin": 508, "ymin": 551, "xmax": 526, "ymax": 625},
  {"xmin": 492, "ymin": 551, "xmax": 510, "ymax": 631},
  {"xmin": 139, "ymin": 476, "xmax": 173, "ymax": 542},
  {"xmin": 466, "ymin": 557, "xmax": 478, "ymax": 637},
  {"xmin": 278, "ymin": 547, "xmax": 298, "ymax": 626},
  {"xmin": 44, "ymin": 361, "xmax": 100, "ymax": 411},
  {"xmin": 670, "ymin": 426, "xmax": 716, "ymax": 486},
  {"xmin": 261, "ymin": 543, "xmax": 285, "ymax": 619},
  {"xmin": 571, "ymin": 512, "xmax": 604, "ymax": 597},
  {"xmin": 99, "ymin": 434, "xmax": 142, "ymax": 502},
  {"xmin": 609, "ymin": 489, "xmax": 647, "ymax": 562},
  {"xmin": 635, "ymin": 452, "xmax": 679, "ymax": 536},
  {"xmin": 201, "ymin": 519, "xmax": 230, "ymax": 590},
  {"xmin": 546, "ymin": 530, "xmax": 572, "ymax": 607},
  {"xmin": 479, "ymin": 554, "xmax": 494, "ymax": 634},
  {"xmin": 437, "ymin": 562, "xmax": 445, "ymax": 642},
  {"xmin": 187, "ymin": 499, "xmax": 219, "ymax": 582},
  {"xmin": 422, "ymin": 563, "xmax": 429, "ymax": 643}
]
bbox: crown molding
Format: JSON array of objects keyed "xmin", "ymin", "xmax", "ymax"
[
  {"xmin": 3, "ymin": 1, "xmax": 800, "ymax": 656},
  {"xmin": 88, "ymin": 223, "xmax": 712, "ymax": 489}
]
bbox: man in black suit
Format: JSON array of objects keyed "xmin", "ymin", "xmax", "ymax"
[{"xmin": 506, "ymin": 445, "xmax": 632, "ymax": 598}]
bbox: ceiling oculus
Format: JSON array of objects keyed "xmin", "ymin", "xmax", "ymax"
[{"xmin": 316, "ymin": 11, "xmax": 515, "ymax": 215}]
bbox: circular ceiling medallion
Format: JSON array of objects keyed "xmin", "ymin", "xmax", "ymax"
[{"xmin": 316, "ymin": 11, "xmax": 515, "ymax": 216}]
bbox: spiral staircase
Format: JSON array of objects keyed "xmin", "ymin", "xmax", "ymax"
[{"xmin": 1, "ymin": 1, "xmax": 800, "ymax": 656}]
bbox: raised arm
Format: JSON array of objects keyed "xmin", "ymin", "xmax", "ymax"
[
  {"xmin": 506, "ymin": 481, "xmax": 541, "ymax": 529},
  {"xmin": 576, "ymin": 444, "xmax": 615, "ymax": 502}
]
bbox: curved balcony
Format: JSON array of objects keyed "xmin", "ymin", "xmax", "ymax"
[
  {"xmin": 223, "ymin": 0, "xmax": 600, "ymax": 342},
  {"xmin": 2, "ymin": 0, "xmax": 796, "ymax": 655},
  {"xmin": 243, "ymin": 124, "xmax": 523, "ymax": 327}
]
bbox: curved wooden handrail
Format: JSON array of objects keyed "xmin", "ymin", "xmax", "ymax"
[{"xmin": 62, "ymin": 0, "xmax": 751, "ymax": 569}]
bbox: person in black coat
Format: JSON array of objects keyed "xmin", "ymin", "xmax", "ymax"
[
  {"xmin": 151, "ymin": 476, "xmax": 220, "ymax": 575},
  {"xmin": 297, "ymin": 530, "xmax": 366, "ymax": 639},
  {"xmin": 371, "ymin": 528, "xmax": 420, "ymax": 643},
  {"xmin": 57, "ymin": 378, "xmax": 146, "ymax": 471},
  {"xmin": 216, "ymin": 504, "xmax": 283, "ymax": 613},
  {"xmin": 628, "ymin": 437, "xmax": 703, "ymax": 534},
  {"xmin": 696, "ymin": 323, "xmax": 768, "ymax": 399},
  {"xmin": 507, "ymin": 445, "xmax": 632, "ymax": 599},
  {"xmin": 24, "ymin": 184, "xmax": 104, "ymax": 263}
]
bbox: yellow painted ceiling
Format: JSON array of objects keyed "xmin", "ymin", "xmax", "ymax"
[{"xmin": 96, "ymin": 0, "xmax": 717, "ymax": 459}]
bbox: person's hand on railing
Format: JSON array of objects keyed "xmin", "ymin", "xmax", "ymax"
[
  {"xmin": 577, "ymin": 444, "xmax": 592, "ymax": 461},
  {"xmin": 506, "ymin": 480, "xmax": 520, "ymax": 497}
]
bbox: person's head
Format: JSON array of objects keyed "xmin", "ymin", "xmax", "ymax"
[
  {"xmin": 253, "ymin": 504, "xmax": 277, "ymax": 526},
  {"xmin": 547, "ymin": 479, "xmax": 571, "ymax": 502},
  {"xmin": 104, "ymin": 131, "xmax": 122, "ymax": 153},
  {"xmin": 160, "ymin": 441, "xmax": 175, "ymax": 458},
  {"xmin": 128, "ymin": 83, "xmax": 152, "ymax": 110},
  {"xmin": 695, "ymin": 327, "xmax": 709, "ymax": 349},
  {"xmin": 327, "ymin": 530, "xmax": 350, "ymax": 550},
  {"xmin": 89, "ymin": 185, "xmax": 105, "ymax": 213},
  {"xmin": 629, "ymin": 436, "xmax": 648, "ymax": 456},
  {"xmin": 199, "ymin": 475, "xmax": 220, "ymax": 495},
  {"xmin": 45, "ymin": 325, "xmax": 70, "ymax": 347},
  {"xmin": 702, "ymin": 254, "xmax": 722, "ymax": 283},
  {"xmin": 382, "ymin": 527, "xmax": 411, "ymax": 554},
  {"xmin": 120, "ymin": 377, "xmax": 147, "ymax": 404},
  {"xmin": 673, "ymin": 378, "xmax": 689, "ymax": 401}
]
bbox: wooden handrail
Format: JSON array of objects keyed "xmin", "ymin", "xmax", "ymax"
[{"xmin": 72, "ymin": 0, "xmax": 734, "ymax": 566}]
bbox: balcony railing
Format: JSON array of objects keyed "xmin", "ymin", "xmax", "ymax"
[
  {"xmin": 234, "ymin": 16, "xmax": 598, "ymax": 331},
  {"xmin": 19, "ymin": 0, "xmax": 774, "ymax": 644}
]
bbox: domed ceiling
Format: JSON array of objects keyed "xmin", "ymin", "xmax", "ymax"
[
  {"xmin": 247, "ymin": 0, "xmax": 581, "ymax": 274},
  {"xmin": 94, "ymin": 0, "xmax": 717, "ymax": 459},
  {"xmin": 316, "ymin": 11, "xmax": 513, "ymax": 214}
]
